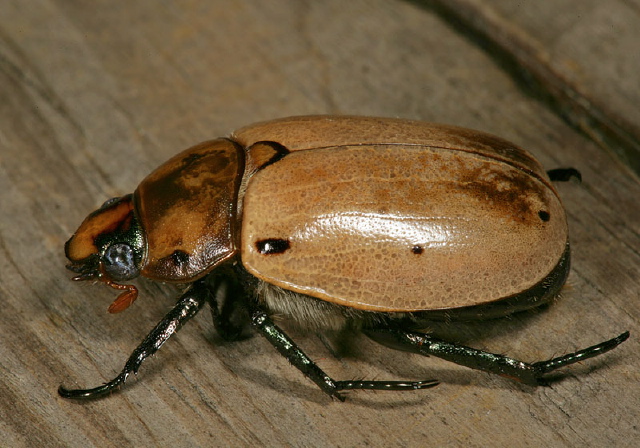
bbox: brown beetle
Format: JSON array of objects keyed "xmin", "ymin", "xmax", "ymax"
[{"xmin": 61, "ymin": 116, "xmax": 628, "ymax": 400}]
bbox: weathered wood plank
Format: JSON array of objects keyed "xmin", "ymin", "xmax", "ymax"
[
  {"xmin": 1, "ymin": 1, "xmax": 638, "ymax": 446},
  {"xmin": 422, "ymin": 0, "xmax": 640, "ymax": 174}
]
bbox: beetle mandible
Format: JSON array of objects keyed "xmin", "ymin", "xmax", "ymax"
[{"xmin": 60, "ymin": 115, "xmax": 629, "ymax": 400}]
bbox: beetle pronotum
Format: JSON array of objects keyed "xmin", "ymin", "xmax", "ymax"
[{"xmin": 60, "ymin": 116, "xmax": 628, "ymax": 400}]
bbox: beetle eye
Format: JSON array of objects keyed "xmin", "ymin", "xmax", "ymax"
[{"xmin": 103, "ymin": 243, "xmax": 140, "ymax": 281}]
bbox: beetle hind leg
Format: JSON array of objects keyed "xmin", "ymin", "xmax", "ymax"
[
  {"xmin": 365, "ymin": 328, "xmax": 629, "ymax": 386},
  {"xmin": 58, "ymin": 280, "xmax": 209, "ymax": 399}
]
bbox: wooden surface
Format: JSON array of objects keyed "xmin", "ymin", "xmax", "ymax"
[{"xmin": 1, "ymin": 1, "xmax": 639, "ymax": 446}]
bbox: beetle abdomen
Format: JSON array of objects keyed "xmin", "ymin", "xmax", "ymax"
[{"xmin": 239, "ymin": 119, "xmax": 567, "ymax": 312}]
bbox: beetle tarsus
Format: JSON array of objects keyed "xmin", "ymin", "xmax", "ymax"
[
  {"xmin": 58, "ymin": 281, "xmax": 209, "ymax": 399},
  {"xmin": 58, "ymin": 372, "xmax": 129, "ymax": 399},
  {"xmin": 532, "ymin": 331, "xmax": 630, "ymax": 379},
  {"xmin": 334, "ymin": 379, "xmax": 439, "ymax": 392}
]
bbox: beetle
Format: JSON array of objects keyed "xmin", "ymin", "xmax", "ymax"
[{"xmin": 60, "ymin": 115, "xmax": 628, "ymax": 400}]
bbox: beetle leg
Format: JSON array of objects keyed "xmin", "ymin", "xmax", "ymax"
[
  {"xmin": 207, "ymin": 270, "xmax": 252, "ymax": 342},
  {"xmin": 365, "ymin": 329, "xmax": 629, "ymax": 386},
  {"xmin": 251, "ymin": 311, "xmax": 438, "ymax": 400},
  {"xmin": 531, "ymin": 331, "xmax": 629, "ymax": 377},
  {"xmin": 547, "ymin": 168, "xmax": 582, "ymax": 182},
  {"xmin": 58, "ymin": 280, "xmax": 209, "ymax": 399}
]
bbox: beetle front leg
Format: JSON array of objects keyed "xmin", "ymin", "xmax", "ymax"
[
  {"xmin": 251, "ymin": 311, "xmax": 438, "ymax": 400},
  {"xmin": 366, "ymin": 329, "xmax": 629, "ymax": 385},
  {"xmin": 59, "ymin": 280, "xmax": 210, "ymax": 399}
]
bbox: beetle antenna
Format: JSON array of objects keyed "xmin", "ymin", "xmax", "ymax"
[
  {"xmin": 98, "ymin": 263, "xmax": 139, "ymax": 313},
  {"xmin": 106, "ymin": 285, "xmax": 139, "ymax": 314}
]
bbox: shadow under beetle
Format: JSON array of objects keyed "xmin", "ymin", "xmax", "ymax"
[{"xmin": 60, "ymin": 116, "xmax": 629, "ymax": 400}]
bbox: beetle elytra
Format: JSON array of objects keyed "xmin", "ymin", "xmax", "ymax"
[{"xmin": 60, "ymin": 115, "xmax": 628, "ymax": 400}]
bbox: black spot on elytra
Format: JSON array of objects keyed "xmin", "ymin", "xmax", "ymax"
[
  {"xmin": 256, "ymin": 238, "xmax": 290, "ymax": 255},
  {"xmin": 538, "ymin": 210, "xmax": 550, "ymax": 222},
  {"xmin": 412, "ymin": 245, "xmax": 424, "ymax": 255},
  {"xmin": 170, "ymin": 250, "xmax": 190, "ymax": 266}
]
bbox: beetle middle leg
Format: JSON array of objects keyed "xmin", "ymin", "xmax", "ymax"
[
  {"xmin": 207, "ymin": 266, "xmax": 253, "ymax": 342},
  {"xmin": 58, "ymin": 280, "xmax": 210, "ymax": 399},
  {"xmin": 365, "ymin": 328, "xmax": 629, "ymax": 386},
  {"xmin": 251, "ymin": 310, "xmax": 438, "ymax": 400}
]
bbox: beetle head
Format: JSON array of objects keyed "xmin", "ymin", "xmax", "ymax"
[{"xmin": 65, "ymin": 194, "xmax": 146, "ymax": 313}]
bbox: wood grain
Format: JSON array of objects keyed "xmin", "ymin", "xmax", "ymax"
[
  {"xmin": 422, "ymin": 0, "xmax": 640, "ymax": 174},
  {"xmin": 1, "ymin": 1, "xmax": 638, "ymax": 446}
]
